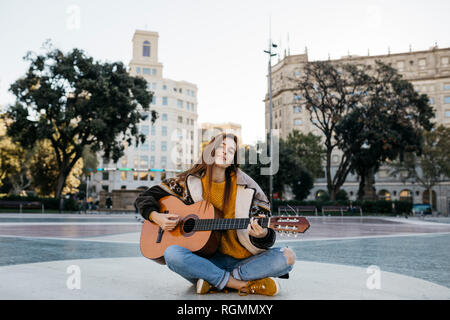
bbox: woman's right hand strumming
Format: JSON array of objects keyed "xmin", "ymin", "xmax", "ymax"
[{"xmin": 149, "ymin": 211, "xmax": 180, "ymax": 231}]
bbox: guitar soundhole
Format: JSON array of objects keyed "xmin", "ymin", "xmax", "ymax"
[{"xmin": 182, "ymin": 218, "xmax": 196, "ymax": 233}]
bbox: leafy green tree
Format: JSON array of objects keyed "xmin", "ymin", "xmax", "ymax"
[
  {"xmin": 389, "ymin": 125, "xmax": 450, "ymax": 207},
  {"xmin": 241, "ymin": 136, "xmax": 314, "ymax": 201},
  {"xmin": 3, "ymin": 42, "xmax": 155, "ymax": 206},
  {"xmin": 335, "ymin": 61, "xmax": 434, "ymax": 200},
  {"xmin": 295, "ymin": 61, "xmax": 372, "ymax": 200},
  {"xmin": 295, "ymin": 60, "xmax": 434, "ymax": 200},
  {"xmin": 285, "ymin": 130, "xmax": 325, "ymax": 179}
]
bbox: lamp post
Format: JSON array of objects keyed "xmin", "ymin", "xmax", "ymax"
[{"xmin": 264, "ymin": 40, "xmax": 277, "ymax": 211}]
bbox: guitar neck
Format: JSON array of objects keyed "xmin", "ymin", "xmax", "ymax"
[{"xmin": 193, "ymin": 218, "xmax": 270, "ymax": 231}]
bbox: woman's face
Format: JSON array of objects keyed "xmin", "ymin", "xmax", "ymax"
[{"xmin": 214, "ymin": 137, "xmax": 237, "ymax": 168}]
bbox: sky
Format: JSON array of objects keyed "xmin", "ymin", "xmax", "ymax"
[{"xmin": 1, "ymin": 0, "xmax": 449, "ymax": 145}]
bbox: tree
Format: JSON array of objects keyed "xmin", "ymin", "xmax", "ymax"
[
  {"xmin": 29, "ymin": 139, "xmax": 84, "ymax": 196},
  {"xmin": 3, "ymin": 41, "xmax": 155, "ymax": 207},
  {"xmin": 335, "ymin": 61, "xmax": 434, "ymax": 200},
  {"xmin": 285, "ymin": 130, "xmax": 325, "ymax": 179},
  {"xmin": 295, "ymin": 61, "xmax": 372, "ymax": 200},
  {"xmin": 390, "ymin": 125, "xmax": 450, "ymax": 208},
  {"xmin": 240, "ymin": 136, "xmax": 314, "ymax": 201},
  {"xmin": 0, "ymin": 115, "xmax": 33, "ymax": 195}
]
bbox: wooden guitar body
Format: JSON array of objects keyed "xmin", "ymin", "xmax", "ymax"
[
  {"xmin": 139, "ymin": 195, "xmax": 310, "ymax": 265},
  {"xmin": 140, "ymin": 196, "xmax": 222, "ymax": 265}
]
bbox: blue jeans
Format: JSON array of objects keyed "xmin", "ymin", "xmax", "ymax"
[{"xmin": 163, "ymin": 245, "xmax": 294, "ymax": 290}]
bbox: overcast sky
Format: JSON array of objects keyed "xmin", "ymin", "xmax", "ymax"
[{"xmin": 1, "ymin": 0, "xmax": 449, "ymax": 144}]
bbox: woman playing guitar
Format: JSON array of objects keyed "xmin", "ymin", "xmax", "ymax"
[{"xmin": 134, "ymin": 133, "xmax": 296, "ymax": 296}]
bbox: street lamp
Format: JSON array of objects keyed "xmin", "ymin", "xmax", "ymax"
[{"xmin": 264, "ymin": 40, "xmax": 277, "ymax": 211}]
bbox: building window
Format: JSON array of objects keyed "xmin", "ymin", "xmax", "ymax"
[
  {"xmin": 396, "ymin": 61, "xmax": 405, "ymax": 71},
  {"xmin": 150, "ymin": 156, "xmax": 155, "ymax": 167},
  {"xmin": 141, "ymin": 125, "xmax": 149, "ymax": 136},
  {"xmin": 445, "ymin": 111, "xmax": 450, "ymax": 117},
  {"xmin": 293, "ymin": 106, "xmax": 301, "ymax": 113},
  {"xmin": 143, "ymin": 68, "xmax": 150, "ymax": 75},
  {"xmin": 151, "ymin": 96, "xmax": 156, "ymax": 105},
  {"xmin": 163, "ymin": 84, "xmax": 167, "ymax": 90},
  {"xmin": 136, "ymin": 67, "xmax": 141, "ymax": 74},
  {"xmin": 141, "ymin": 141, "xmax": 148, "ymax": 151},
  {"xmin": 161, "ymin": 141, "xmax": 167, "ymax": 151},
  {"xmin": 429, "ymin": 97, "xmax": 434, "ymax": 105},
  {"xmin": 444, "ymin": 84, "xmax": 450, "ymax": 90},
  {"xmin": 162, "ymin": 126, "xmax": 167, "ymax": 136},
  {"xmin": 400, "ymin": 190, "xmax": 413, "ymax": 202},
  {"xmin": 140, "ymin": 173, "xmax": 148, "ymax": 181},
  {"xmin": 151, "ymin": 141, "xmax": 155, "ymax": 151},
  {"xmin": 177, "ymin": 99, "xmax": 183, "ymax": 108},
  {"xmin": 418, "ymin": 58, "xmax": 426, "ymax": 69},
  {"xmin": 294, "ymin": 119, "xmax": 302, "ymax": 126},
  {"xmin": 444, "ymin": 96, "xmax": 450, "ymax": 104},
  {"xmin": 441, "ymin": 57, "xmax": 449, "ymax": 66},
  {"xmin": 162, "ymin": 113, "xmax": 168, "ymax": 120},
  {"xmin": 102, "ymin": 185, "xmax": 109, "ymax": 192},
  {"xmin": 178, "ymin": 116, "xmax": 183, "ymax": 123},
  {"xmin": 120, "ymin": 172, "xmax": 127, "ymax": 181},
  {"xmin": 378, "ymin": 190, "xmax": 391, "ymax": 201},
  {"xmin": 140, "ymin": 155, "xmax": 148, "ymax": 169},
  {"xmin": 162, "ymin": 97, "xmax": 168, "ymax": 105},
  {"xmin": 152, "ymin": 69, "xmax": 156, "ymax": 76},
  {"xmin": 133, "ymin": 173, "xmax": 138, "ymax": 181},
  {"xmin": 143, "ymin": 41, "xmax": 151, "ymax": 57},
  {"xmin": 161, "ymin": 156, "xmax": 167, "ymax": 167},
  {"xmin": 152, "ymin": 83, "xmax": 157, "ymax": 90},
  {"xmin": 151, "ymin": 125, "xmax": 155, "ymax": 136},
  {"xmin": 102, "ymin": 172, "xmax": 109, "ymax": 181}
]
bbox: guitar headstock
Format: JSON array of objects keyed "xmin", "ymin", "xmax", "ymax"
[{"xmin": 269, "ymin": 215, "xmax": 310, "ymax": 237}]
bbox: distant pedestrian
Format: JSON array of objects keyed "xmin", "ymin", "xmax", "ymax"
[{"xmin": 106, "ymin": 197, "xmax": 112, "ymax": 209}]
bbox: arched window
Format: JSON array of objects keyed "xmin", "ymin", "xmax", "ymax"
[
  {"xmin": 143, "ymin": 41, "xmax": 151, "ymax": 57},
  {"xmin": 422, "ymin": 190, "xmax": 437, "ymax": 210},
  {"xmin": 378, "ymin": 189, "xmax": 391, "ymax": 201},
  {"xmin": 399, "ymin": 190, "xmax": 413, "ymax": 202}
]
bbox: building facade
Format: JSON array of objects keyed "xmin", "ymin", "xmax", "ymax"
[
  {"xmin": 90, "ymin": 30, "xmax": 199, "ymax": 197},
  {"xmin": 265, "ymin": 46, "xmax": 450, "ymax": 214},
  {"xmin": 199, "ymin": 122, "xmax": 243, "ymax": 149}
]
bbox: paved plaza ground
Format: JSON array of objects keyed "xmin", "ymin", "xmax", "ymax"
[{"xmin": 0, "ymin": 213, "xmax": 449, "ymax": 299}]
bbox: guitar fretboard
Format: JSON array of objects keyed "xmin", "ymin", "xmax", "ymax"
[{"xmin": 192, "ymin": 218, "xmax": 270, "ymax": 231}]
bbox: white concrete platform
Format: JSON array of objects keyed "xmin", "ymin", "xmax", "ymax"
[{"xmin": 1, "ymin": 257, "xmax": 449, "ymax": 300}]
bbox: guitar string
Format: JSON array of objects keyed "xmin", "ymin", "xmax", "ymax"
[{"xmin": 192, "ymin": 218, "xmax": 269, "ymax": 231}]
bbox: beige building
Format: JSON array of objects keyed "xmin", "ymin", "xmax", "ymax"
[
  {"xmin": 199, "ymin": 122, "xmax": 243, "ymax": 154},
  {"xmin": 264, "ymin": 46, "xmax": 450, "ymax": 214},
  {"xmin": 90, "ymin": 30, "xmax": 199, "ymax": 201},
  {"xmin": 265, "ymin": 46, "xmax": 450, "ymax": 140},
  {"xmin": 200, "ymin": 122, "xmax": 242, "ymax": 145}
]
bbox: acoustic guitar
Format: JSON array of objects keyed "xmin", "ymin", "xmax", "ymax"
[{"xmin": 140, "ymin": 195, "xmax": 310, "ymax": 264}]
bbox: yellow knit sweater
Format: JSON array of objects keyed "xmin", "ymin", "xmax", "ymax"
[{"xmin": 201, "ymin": 173, "xmax": 252, "ymax": 259}]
